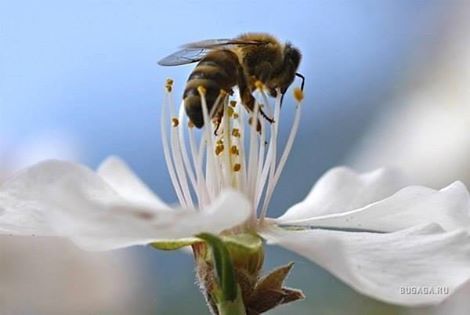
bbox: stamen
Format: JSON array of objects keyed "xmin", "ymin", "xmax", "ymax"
[
  {"xmin": 254, "ymin": 80, "xmax": 265, "ymax": 91},
  {"xmin": 247, "ymin": 94, "xmax": 261, "ymax": 205},
  {"xmin": 165, "ymin": 78, "xmax": 174, "ymax": 92},
  {"xmin": 233, "ymin": 163, "xmax": 241, "ymax": 172},
  {"xmin": 231, "ymin": 128, "xmax": 241, "ymax": 138},
  {"xmin": 215, "ymin": 144, "xmax": 224, "ymax": 156},
  {"xmin": 161, "ymin": 80, "xmax": 303, "ymax": 223},
  {"xmin": 294, "ymin": 87, "xmax": 304, "ymax": 102},
  {"xmin": 259, "ymin": 90, "xmax": 282, "ymax": 219},
  {"xmin": 188, "ymin": 124, "xmax": 211, "ymax": 204},
  {"xmin": 161, "ymin": 84, "xmax": 187, "ymax": 206},
  {"xmin": 168, "ymin": 97, "xmax": 194, "ymax": 208},
  {"xmin": 198, "ymin": 85, "xmax": 222, "ymax": 198},
  {"xmin": 230, "ymin": 145, "xmax": 239, "ymax": 155},
  {"xmin": 177, "ymin": 104, "xmax": 204, "ymax": 206}
]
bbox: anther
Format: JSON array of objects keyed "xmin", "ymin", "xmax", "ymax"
[
  {"xmin": 255, "ymin": 80, "xmax": 265, "ymax": 91},
  {"xmin": 171, "ymin": 117, "xmax": 179, "ymax": 127},
  {"xmin": 165, "ymin": 78, "xmax": 174, "ymax": 92},
  {"xmin": 233, "ymin": 113, "xmax": 239, "ymax": 119},
  {"xmin": 219, "ymin": 89, "xmax": 228, "ymax": 97},
  {"xmin": 231, "ymin": 128, "xmax": 241, "ymax": 138},
  {"xmin": 197, "ymin": 85, "xmax": 207, "ymax": 96},
  {"xmin": 294, "ymin": 87, "xmax": 304, "ymax": 102},
  {"xmin": 227, "ymin": 107, "xmax": 234, "ymax": 117},
  {"xmin": 188, "ymin": 120, "xmax": 195, "ymax": 128},
  {"xmin": 230, "ymin": 100, "xmax": 237, "ymax": 107},
  {"xmin": 215, "ymin": 144, "xmax": 224, "ymax": 156},
  {"xmin": 233, "ymin": 163, "xmax": 241, "ymax": 172},
  {"xmin": 230, "ymin": 145, "xmax": 239, "ymax": 155}
]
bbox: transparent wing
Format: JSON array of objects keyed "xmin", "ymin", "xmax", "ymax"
[
  {"xmin": 182, "ymin": 38, "xmax": 263, "ymax": 49},
  {"xmin": 158, "ymin": 38, "xmax": 266, "ymax": 66},
  {"xmin": 158, "ymin": 47, "xmax": 210, "ymax": 66}
]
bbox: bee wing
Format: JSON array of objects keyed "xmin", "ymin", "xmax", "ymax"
[
  {"xmin": 158, "ymin": 47, "xmax": 210, "ymax": 66},
  {"xmin": 182, "ymin": 38, "xmax": 265, "ymax": 49},
  {"xmin": 158, "ymin": 38, "xmax": 266, "ymax": 66}
]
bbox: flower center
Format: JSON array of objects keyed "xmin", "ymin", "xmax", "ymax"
[{"xmin": 161, "ymin": 79, "xmax": 303, "ymax": 224}]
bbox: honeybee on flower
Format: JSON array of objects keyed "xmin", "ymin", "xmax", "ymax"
[{"xmin": 1, "ymin": 49, "xmax": 470, "ymax": 314}]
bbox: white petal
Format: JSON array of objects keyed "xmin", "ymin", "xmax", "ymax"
[
  {"xmin": 261, "ymin": 224, "xmax": 470, "ymax": 305},
  {"xmin": 48, "ymin": 187, "xmax": 251, "ymax": 250},
  {"xmin": 0, "ymin": 160, "xmax": 92, "ymax": 235},
  {"xmin": 277, "ymin": 182, "xmax": 470, "ymax": 232},
  {"xmin": 278, "ymin": 167, "xmax": 409, "ymax": 222},
  {"xmin": 97, "ymin": 156, "xmax": 169, "ymax": 210},
  {"xmin": 0, "ymin": 160, "xmax": 251, "ymax": 250}
]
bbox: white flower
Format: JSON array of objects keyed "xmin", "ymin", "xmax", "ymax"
[{"xmin": 1, "ymin": 82, "xmax": 470, "ymax": 307}]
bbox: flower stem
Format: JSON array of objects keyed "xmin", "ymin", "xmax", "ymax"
[{"xmin": 216, "ymin": 295, "xmax": 247, "ymax": 315}]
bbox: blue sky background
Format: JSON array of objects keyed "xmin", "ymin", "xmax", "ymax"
[{"xmin": 0, "ymin": 1, "xmax": 455, "ymax": 313}]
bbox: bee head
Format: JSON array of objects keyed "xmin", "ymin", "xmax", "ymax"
[
  {"xmin": 269, "ymin": 43, "xmax": 302, "ymax": 97},
  {"xmin": 284, "ymin": 43, "xmax": 302, "ymax": 71}
]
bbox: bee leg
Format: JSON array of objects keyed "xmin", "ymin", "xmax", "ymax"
[
  {"xmin": 212, "ymin": 104, "xmax": 225, "ymax": 136},
  {"xmin": 259, "ymin": 108, "xmax": 274, "ymax": 124},
  {"xmin": 280, "ymin": 93, "xmax": 285, "ymax": 108},
  {"xmin": 295, "ymin": 72, "xmax": 305, "ymax": 91},
  {"xmin": 213, "ymin": 117, "xmax": 222, "ymax": 136}
]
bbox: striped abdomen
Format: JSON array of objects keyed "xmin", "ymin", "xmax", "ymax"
[{"xmin": 183, "ymin": 49, "xmax": 241, "ymax": 128}]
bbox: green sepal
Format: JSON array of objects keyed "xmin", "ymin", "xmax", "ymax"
[
  {"xmin": 197, "ymin": 233, "xmax": 237, "ymax": 302},
  {"xmin": 222, "ymin": 233, "xmax": 262, "ymax": 254},
  {"xmin": 150, "ymin": 237, "xmax": 201, "ymax": 250},
  {"xmin": 222, "ymin": 233, "xmax": 264, "ymax": 276}
]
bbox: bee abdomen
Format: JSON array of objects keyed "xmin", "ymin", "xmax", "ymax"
[
  {"xmin": 183, "ymin": 50, "xmax": 240, "ymax": 128},
  {"xmin": 183, "ymin": 79, "xmax": 221, "ymax": 128}
]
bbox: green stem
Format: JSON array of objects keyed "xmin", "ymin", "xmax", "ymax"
[{"xmin": 216, "ymin": 297, "xmax": 247, "ymax": 315}]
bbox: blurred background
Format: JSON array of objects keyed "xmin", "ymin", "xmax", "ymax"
[{"xmin": 1, "ymin": 0, "xmax": 469, "ymax": 314}]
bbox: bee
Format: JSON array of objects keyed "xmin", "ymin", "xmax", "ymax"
[{"xmin": 158, "ymin": 33, "xmax": 304, "ymax": 129}]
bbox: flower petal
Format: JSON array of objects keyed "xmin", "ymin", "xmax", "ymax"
[
  {"xmin": 278, "ymin": 167, "xmax": 409, "ymax": 222},
  {"xmin": 97, "ymin": 156, "xmax": 170, "ymax": 210},
  {"xmin": 0, "ymin": 160, "xmax": 90, "ymax": 235},
  {"xmin": 261, "ymin": 224, "xmax": 470, "ymax": 305},
  {"xmin": 277, "ymin": 181, "xmax": 470, "ymax": 232},
  {"xmin": 0, "ymin": 160, "xmax": 251, "ymax": 250}
]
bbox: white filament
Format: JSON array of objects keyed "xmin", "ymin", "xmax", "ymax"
[{"xmin": 161, "ymin": 83, "xmax": 303, "ymax": 224}]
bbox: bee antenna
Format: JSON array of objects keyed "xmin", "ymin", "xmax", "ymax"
[{"xmin": 295, "ymin": 72, "xmax": 305, "ymax": 91}]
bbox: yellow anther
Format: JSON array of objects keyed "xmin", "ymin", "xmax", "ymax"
[
  {"xmin": 231, "ymin": 128, "xmax": 241, "ymax": 138},
  {"xmin": 215, "ymin": 144, "xmax": 224, "ymax": 156},
  {"xmin": 294, "ymin": 87, "xmax": 304, "ymax": 102},
  {"xmin": 233, "ymin": 113, "xmax": 239, "ymax": 119},
  {"xmin": 219, "ymin": 89, "xmax": 228, "ymax": 96},
  {"xmin": 230, "ymin": 145, "xmax": 239, "ymax": 155},
  {"xmin": 171, "ymin": 117, "xmax": 179, "ymax": 127},
  {"xmin": 230, "ymin": 100, "xmax": 237, "ymax": 107},
  {"xmin": 227, "ymin": 106, "xmax": 234, "ymax": 117},
  {"xmin": 165, "ymin": 78, "xmax": 174, "ymax": 92},
  {"xmin": 216, "ymin": 139, "xmax": 224, "ymax": 145},
  {"xmin": 188, "ymin": 120, "xmax": 195, "ymax": 128},
  {"xmin": 255, "ymin": 80, "xmax": 265, "ymax": 91},
  {"xmin": 233, "ymin": 163, "xmax": 241, "ymax": 172},
  {"xmin": 197, "ymin": 85, "xmax": 206, "ymax": 96}
]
